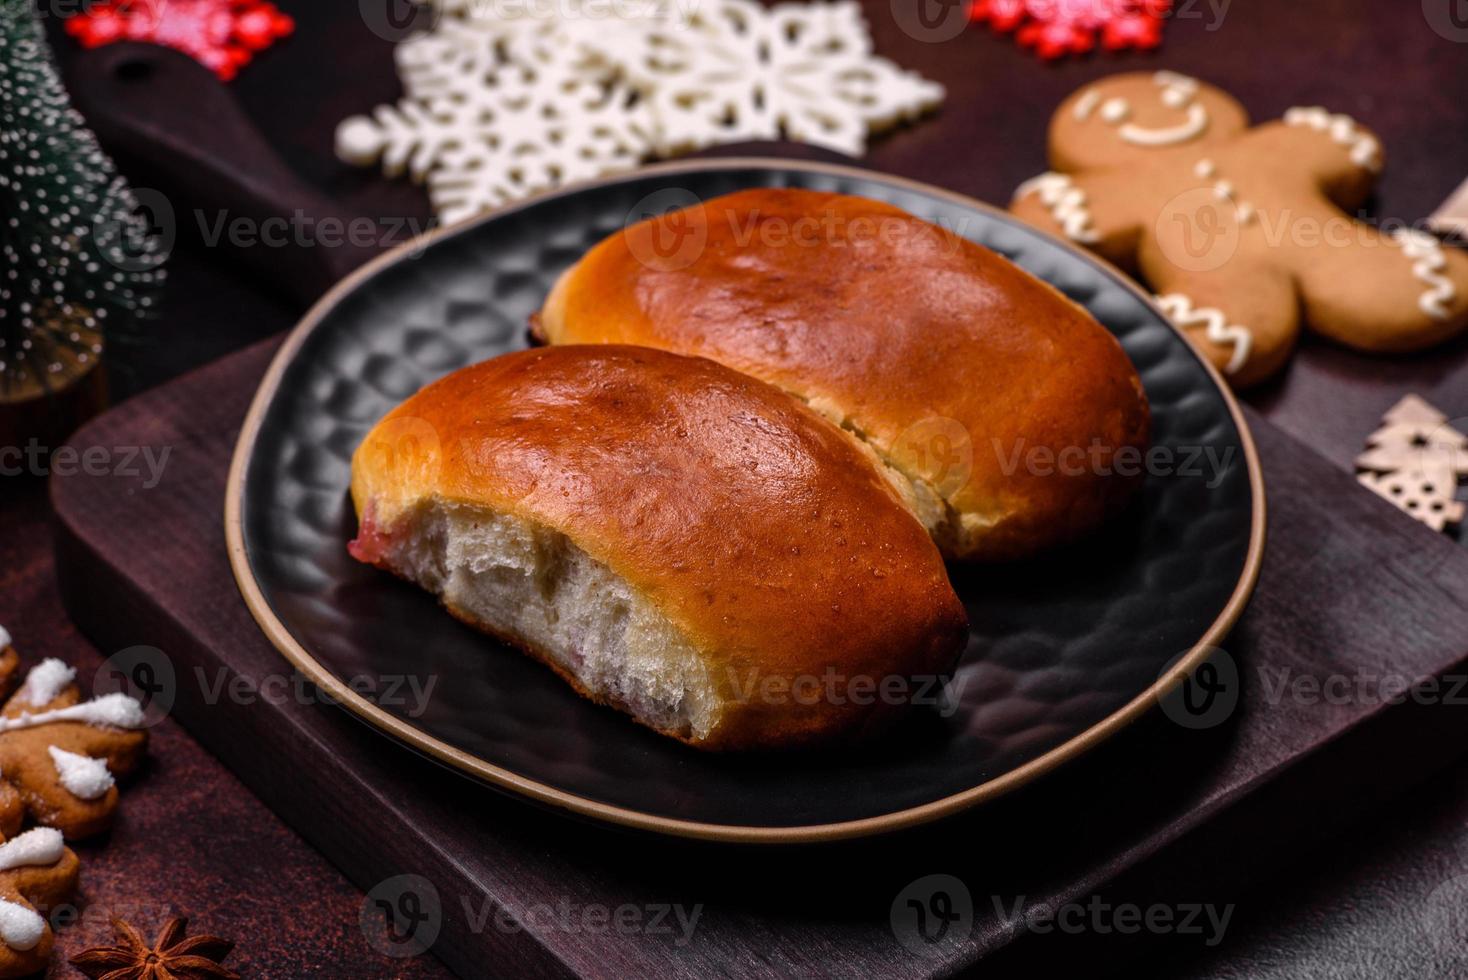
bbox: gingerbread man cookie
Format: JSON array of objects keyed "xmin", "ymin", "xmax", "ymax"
[
  {"xmin": 0, "ymin": 631, "xmax": 147, "ymax": 839},
  {"xmin": 0, "ymin": 827, "xmax": 79, "ymax": 978},
  {"xmin": 1011, "ymin": 71, "xmax": 1468, "ymax": 386}
]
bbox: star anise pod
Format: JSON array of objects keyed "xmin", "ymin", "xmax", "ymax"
[{"xmin": 70, "ymin": 916, "xmax": 239, "ymax": 980}]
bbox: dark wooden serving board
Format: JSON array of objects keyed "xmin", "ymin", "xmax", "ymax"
[{"xmin": 50, "ymin": 338, "xmax": 1468, "ymax": 978}]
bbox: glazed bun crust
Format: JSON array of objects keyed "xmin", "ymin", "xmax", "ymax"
[
  {"xmin": 350, "ymin": 345, "xmax": 968, "ymax": 750},
  {"xmin": 538, "ymin": 188, "xmax": 1151, "ymax": 560}
]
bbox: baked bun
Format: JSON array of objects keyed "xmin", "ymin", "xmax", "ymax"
[
  {"xmin": 536, "ymin": 188, "xmax": 1151, "ymax": 560},
  {"xmin": 349, "ymin": 346, "xmax": 968, "ymax": 751}
]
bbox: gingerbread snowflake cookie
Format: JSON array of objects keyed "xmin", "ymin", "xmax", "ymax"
[
  {"xmin": 1011, "ymin": 71, "xmax": 1468, "ymax": 387},
  {"xmin": 0, "ymin": 827, "xmax": 79, "ymax": 978},
  {"xmin": 0, "ymin": 630, "xmax": 147, "ymax": 840}
]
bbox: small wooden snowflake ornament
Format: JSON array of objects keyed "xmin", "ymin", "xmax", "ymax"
[{"xmin": 1356, "ymin": 395, "xmax": 1468, "ymax": 533}]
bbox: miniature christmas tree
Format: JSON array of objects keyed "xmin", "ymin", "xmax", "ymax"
[
  {"xmin": 1356, "ymin": 395, "xmax": 1468, "ymax": 533},
  {"xmin": 1355, "ymin": 395, "xmax": 1468, "ymax": 475},
  {"xmin": 0, "ymin": 0, "xmax": 166, "ymax": 445}
]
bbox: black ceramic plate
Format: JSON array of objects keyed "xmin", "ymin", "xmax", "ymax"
[{"xmin": 227, "ymin": 160, "xmax": 1264, "ymax": 843}]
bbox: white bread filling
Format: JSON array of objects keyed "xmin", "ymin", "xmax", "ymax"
[
  {"xmin": 802, "ymin": 393, "xmax": 989, "ymax": 553},
  {"xmin": 386, "ymin": 501, "xmax": 720, "ymax": 741}
]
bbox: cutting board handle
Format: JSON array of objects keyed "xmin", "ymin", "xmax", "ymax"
[{"xmin": 64, "ymin": 43, "xmax": 382, "ymax": 307}]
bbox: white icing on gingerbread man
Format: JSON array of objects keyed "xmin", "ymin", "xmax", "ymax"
[
  {"xmin": 1392, "ymin": 229, "xmax": 1456, "ymax": 319},
  {"xmin": 1015, "ymin": 173, "xmax": 1099, "ymax": 243},
  {"xmin": 0, "ymin": 827, "xmax": 76, "ymax": 975},
  {"xmin": 47, "ymin": 747, "xmax": 113, "ymax": 801},
  {"xmin": 1012, "ymin": 71, "xmax": 1468, "ymax": 386},
  {"xmin": 0, "ymin": 657, "xmax": 148, "ymax": 840},
  {"xmin": 1155, "ymin": 294, "xmax": 1252, "ymax": 375}
]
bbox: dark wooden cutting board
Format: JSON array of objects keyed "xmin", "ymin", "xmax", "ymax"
[{"xmin": 46, "ymin": 336, "xmax": 1468, "ymax": 978}]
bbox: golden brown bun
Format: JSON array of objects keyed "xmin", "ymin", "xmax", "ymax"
[
  {"xmin": 537, "ymin": 188, "xmax": 1151, "ymax": 560},
  {"xmin": 350, "ymin": 346, "xmax": 968, "ymax": 750}
]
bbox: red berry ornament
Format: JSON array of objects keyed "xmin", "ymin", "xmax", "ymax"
[
  {"xmin": 64, "ymin": 0, "xmax": 294, "ymax": 81},
  {"xmin": 970, "ymin": 0, "xmax": 1170, "ymax": 60}
]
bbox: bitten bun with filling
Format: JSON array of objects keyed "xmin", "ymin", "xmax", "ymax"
[
  {"xmin": 349, "ymin": 345, "xmax": 968, "ymax": 750},
  {"xmin": 536, "ymin": 188, "xmax": 1152, "ymax": 560}
]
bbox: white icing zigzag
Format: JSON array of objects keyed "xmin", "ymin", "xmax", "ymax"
[
  {"xmin": 1156, "ymin": 294, "xmax": 1253, "ymax": 375},
  {"xmin": 1391, "ymin": 229, "xmax": 1456, "ymax": 321},
  {"xmin": 1283, "ymin": 106, "xmax": 1383, "ymax": 173},
  {"xmin": 1016, "ymin": 173, "xmax": 1100, "ymax": 244}
]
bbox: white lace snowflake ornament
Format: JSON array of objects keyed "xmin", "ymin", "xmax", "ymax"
[
  {"xmin": 336, "ymin": 0, "xmax": 943, "ymax": 221},
  {"xmin": 631, "ymin": 0, "xmax": 944, "ymax": 157},
  {"xmin": 338, "ymin": 28, "xmax": 655, "ymax": 223}
]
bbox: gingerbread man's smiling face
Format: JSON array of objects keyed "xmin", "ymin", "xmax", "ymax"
[{"xmin": 1050, "ymin": 72, "xmax": 1250, "ymax": 171}]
